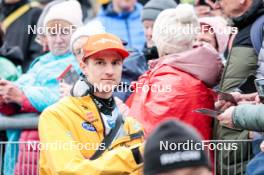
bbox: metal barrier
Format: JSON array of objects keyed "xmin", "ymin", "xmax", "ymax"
[
  {"xmin": 0, "ymin": 114, "xmax": 255, "ymax": 175},
  {"xmin": 0, "ymin": 140, "xmax": 254, "ymax": 175},
  {"xmin": 0, "ymin": 113, "xmax": 39, "ymax": 175},
  {"xmin": 0, "ymin": 141, "xmax": 40, "ymax": 175},
  {"xmin": 0, "ymin": 113, "xmax": 39, "ymax": 130},
  {"xmin": 204, "ymin": 140, "xmax": 253, "ymax": 175}
]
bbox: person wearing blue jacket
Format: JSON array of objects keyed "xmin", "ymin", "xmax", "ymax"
[
  {"xmin": 97, "ymin": 0, "xmax": 145, "ymax": 51},
  {"xmin": 0, "ymin": 1, "xmax": 83, "ymax": 174}
]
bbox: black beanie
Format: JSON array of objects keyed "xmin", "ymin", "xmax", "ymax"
[
  {"xmin": 143, "ymin": 119, "xmax": 211, "ymax": 175},
  {"xmin": 141, "ymin": 0, "xmax": 177, "ymax": 21}
]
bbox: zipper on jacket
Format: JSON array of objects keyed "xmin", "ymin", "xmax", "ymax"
[{"xmin": 219, "ymin": 46, "xmax": 233, "ymax": 90}]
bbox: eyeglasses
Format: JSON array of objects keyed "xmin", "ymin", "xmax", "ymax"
[{"xmin": 73, "ymin": 48, "xmax": 84, "ymax": 58}]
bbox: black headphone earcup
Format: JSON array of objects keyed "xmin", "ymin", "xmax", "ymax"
[
  {"xmin": 83, "ymin": 78, "xmax": 95, "ymax": 94},
  {"xmin": 70, "ymin": 83, "xmax": 75, "ymax": 96}
]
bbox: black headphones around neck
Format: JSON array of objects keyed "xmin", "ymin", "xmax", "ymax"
[{"xmin": 70, "ymin": 76, "xmax": 95, "ymax": 97}]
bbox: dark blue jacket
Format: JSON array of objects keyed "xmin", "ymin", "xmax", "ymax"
[{"xmin": 114, "ymin": 49, "xmax": 148, "ymax": 101}]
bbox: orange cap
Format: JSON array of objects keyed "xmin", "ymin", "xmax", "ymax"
[{"xmin": 82, "ymin": 33, "xmax": 129, "ymax": 61}]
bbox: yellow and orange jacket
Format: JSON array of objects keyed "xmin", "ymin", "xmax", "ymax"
[{"xmin": 38, "ymin": 95, "xmax": 144, "ymax": 175}]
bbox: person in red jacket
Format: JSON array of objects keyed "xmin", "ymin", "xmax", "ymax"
[{"xmin": 127, "ymin": 4, "xmax": 222, "ymax": 140}]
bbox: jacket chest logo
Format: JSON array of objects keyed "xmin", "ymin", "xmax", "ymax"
[{"xmin": 82, "ymin": 122, "xmax": 96, "ymax": 132}]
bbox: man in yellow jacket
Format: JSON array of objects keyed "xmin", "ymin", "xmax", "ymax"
[{"xmin": 38, "ymin": 33, "xmax": 144, "ymax": 175}]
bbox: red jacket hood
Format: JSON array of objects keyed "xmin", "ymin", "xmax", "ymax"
[{"xmin": 150, "ymin": 45, "xmax": 223, "ymax": 87}]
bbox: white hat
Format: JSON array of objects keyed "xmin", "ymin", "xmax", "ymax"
[
  {"xmin": 43, "ymin": 0, "xmax": 83, "ymax": 28},
  {"xmin": 70, "ymin": 20, "xmax": 106, "ymax": 51},
  {"xmin": 152, "ymin": 4, "xmax": 199, "ymax": 56}
]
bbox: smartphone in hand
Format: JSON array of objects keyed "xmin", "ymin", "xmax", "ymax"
[
  {"xmin": 193, "ymin": 108, "xmax": 221, "ymax": 118},
  {"xmin": 57, "ymin": 64, "xmax": 79, "ymax": 85},
  {"xmin": 254, "ymin": 78, "xmax": 264, "ymax": 103},
  {"xmin": 216, "ymin": 90, "xmax": 237, "ymax": 105}
]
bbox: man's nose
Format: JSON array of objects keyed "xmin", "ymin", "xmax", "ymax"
[{"xmin": 105, "ymin": 64, "xmax": 114, "ymax": 75}]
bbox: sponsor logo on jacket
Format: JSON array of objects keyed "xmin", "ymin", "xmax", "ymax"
[{"xmin": 82, "ymin": 122, "xmax": 96, "ymax": 132}]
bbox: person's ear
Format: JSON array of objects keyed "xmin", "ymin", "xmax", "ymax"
[
  {"xmin": 79, "ymin": 60, "xmax": 86, "ymax": 70},
  {"xmin": 79, "ymin": 61, "xmax": 85, "ymax": 69}
]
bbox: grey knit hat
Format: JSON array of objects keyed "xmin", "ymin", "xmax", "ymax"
[{"xmin": 141, "ymin": 0, "xmax": 177, "ymax": 21}]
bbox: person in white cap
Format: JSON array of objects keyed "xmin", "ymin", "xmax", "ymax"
[
  {"xmin": 70, "ymin": 20, "xmax": 106, "ymax": 61},
  {"xmin": 35, "ymin": 0, "xmax": 66, "ymax": 53},
  {"xmin": 59, "ymin": 20, "xmax": 106, "ymax": 97},
  {"xmin": 43, "ymin": 0, "xmax": 83, "ymax": 56},
  {"xmin": 0, "ymin": 1, "xmax": 83, "ymax": 174}
]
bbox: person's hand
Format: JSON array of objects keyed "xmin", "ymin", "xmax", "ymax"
[
  {"xmin": 234, "ymin": 92, "xmax": 260, "ymax": 105},
  {"xmin": 229, "ymin": 92, "xmax": 243, "ymax": 102},
  {"xmin": 0, "ymin": 79, "xmax": 24, "ymax": 105},
  {"xmin": 215, "ymin": 92, "xmax": 241, "ymax": 112},
  {"xmin": 216, "ymin": 92, "xmax": 259, "ymax": 110},
  {"xmin": 227, "ymin": 91, "xmax": 254, "ymax": 103},
  {"xmin": 237, "ymin": 101, "xmax": 258, "ymax": 105},
  {"xmin": 217, "ymin": 106, "xmax": 236, "ymax": 128},
  {"xmin": 59, "ymin": 82, "xmax": 72, "ymax": 98},
  {"xmin": 254, "ymin": 95, "xmax": 261, "ymax": 104},
  {"xmin": 215, "ymin": 100, "xmax": 234, "ymax": 112},
  {"xmin": 238, "ymin": 92, "xmax": 258, "ymax": 102}
]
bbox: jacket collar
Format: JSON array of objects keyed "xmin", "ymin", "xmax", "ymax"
[
  {"xmin": 49, "ymin": 52, "xmax": 72, "ymax": 61},
  {"xmin": 150, "ymin": 45, "xmax": 222, "ymax": 87},
  {"xmin": 233, "ymin": 0, "xmax": 264, "ymax": 29}
]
